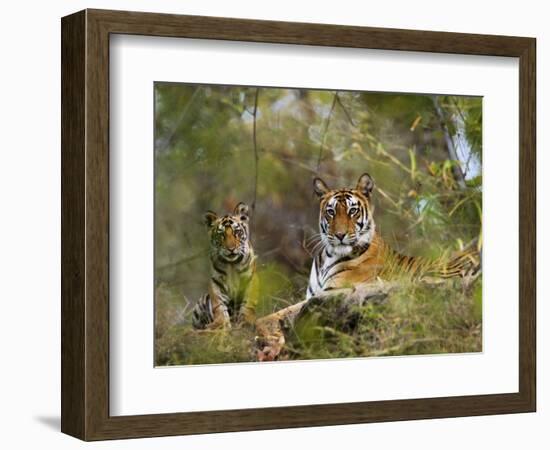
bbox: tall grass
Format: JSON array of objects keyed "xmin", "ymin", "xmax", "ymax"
[{"xmin": 155, "ymin": 277, "xmax": 481, "ymax": 365}]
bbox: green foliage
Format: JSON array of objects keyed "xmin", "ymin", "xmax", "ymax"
[
  {"xmin": 283, "ymin": 278, "xmax": 482, "ymax": 361},
  {"xmin": 156, "ymin": 326, "xmax": 256, "ymax": 366},
  {"xmin": 153, "ymin": 83, "xmax": 483, "ymax": 365},
  {"xmin": 155, "ymin": 278, "xmax": 482, "ymax": 365},
  {"xmin": 255, "ymin": 262, "xmax": 298, "ymax": 316}
]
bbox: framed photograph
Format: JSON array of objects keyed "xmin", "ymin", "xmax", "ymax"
[{"xmin": 61, "ymin": 9, "xmax": 536, "ymax": 440}]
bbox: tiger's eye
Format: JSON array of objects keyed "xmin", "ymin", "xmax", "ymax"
[
  {"xmin": 349, "ymin": 207, "xmax": 358, "ymax": 215},
  {"xmin": 326, "ymin": 208, "xmax": 335, "ymax": 217}
]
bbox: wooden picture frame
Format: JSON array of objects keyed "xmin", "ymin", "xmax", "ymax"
[{"xmin": 61, "ymin": 8, "xmax": 536, "ymax": 441}]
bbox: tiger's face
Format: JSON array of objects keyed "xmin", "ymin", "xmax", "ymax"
[
  {"xmin": 204, "ymin": 202, "xmax": 251, "ymax": 262},
  {"xmin": 313, "ymin": 173, "xmax": 376, "ymax": 257}
]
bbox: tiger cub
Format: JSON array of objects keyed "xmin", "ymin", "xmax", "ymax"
[
  {"xmin": 307, "ymin": 173, "xmax": 480, "ymax": 299},
  {"xmin": 192, "ymin": 202, "xmax": 259, "ymax": 330}
]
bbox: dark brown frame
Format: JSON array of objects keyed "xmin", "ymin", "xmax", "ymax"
[{"xmin": 61, "ymin": 8, "xmax": 536, "ymax": 441}]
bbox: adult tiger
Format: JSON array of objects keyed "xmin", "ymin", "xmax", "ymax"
[
  {"xmin": 256, "ymin": 174, "xmax": 480, "ymax": 361},
  {"xmin": 192, "ymin": 202, "xmax": 259, "ymax": 330},
  {"xmin": 307, "ymin": 173, "xmax": 481, "ymax": 299}
]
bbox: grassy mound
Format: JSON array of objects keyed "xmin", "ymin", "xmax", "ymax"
[{"xmin": 155, "ymin": 277, "xmax": 481, "ymax": 366}]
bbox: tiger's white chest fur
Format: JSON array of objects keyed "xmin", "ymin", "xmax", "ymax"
[{"xmin": 306, "ymin": 250, "xmax": 342, "ymax": 299}]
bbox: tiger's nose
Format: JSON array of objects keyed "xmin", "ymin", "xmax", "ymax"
[{"xmin": 335, "ymin": 232, "xmax": 346, "ymax": 242}]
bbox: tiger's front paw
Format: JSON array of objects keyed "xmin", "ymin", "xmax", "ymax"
[{"xmin": 255, "ymin": 334, "xmax": 285, "ymax": 362}]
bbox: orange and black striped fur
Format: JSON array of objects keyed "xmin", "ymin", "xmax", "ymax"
[
  {"xmin": 307, "ymin": 173, "xmax": 481, "ymax": 299},
  {"xmin": 192, "ymin": 202, "xmax": 259, "ymax": 329}
]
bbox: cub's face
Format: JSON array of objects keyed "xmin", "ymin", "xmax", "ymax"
[
  {"xmin": 313, "ymin": 173, "xmax": 376, "ymax": 257},
  {"xmin": 205, "ymin": 202, "xmax": 251, "ymax": 262}
]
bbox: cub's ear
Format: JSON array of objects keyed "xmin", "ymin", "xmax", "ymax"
[
  {"xmin": 204, "ymin": 211, "xmax": 218, "ymax": 227},
  {"xmin": 313, "ymin": 177, "xmax": 330, "ymax": 198},
  {"xmin": 233, "ymin": 202, "xmax": 249, "ymax": 221},
  {"xmin": 356, "ymin": 173, "xmax": 375, "ymax": 197}
]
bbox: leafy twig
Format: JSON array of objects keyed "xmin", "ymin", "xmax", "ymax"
[{"xmin": 316, "ymin": 92, "xmax": 338, "ymax": 173}]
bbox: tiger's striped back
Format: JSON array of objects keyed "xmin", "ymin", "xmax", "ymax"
[{"xmin": 381, "ymin": 239, "xmax": 481, "ymax": 281}]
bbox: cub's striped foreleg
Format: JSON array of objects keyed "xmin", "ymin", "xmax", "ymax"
[{"xmin": 192, "ymin": 283, "xmax": 231, "ymax": 330}]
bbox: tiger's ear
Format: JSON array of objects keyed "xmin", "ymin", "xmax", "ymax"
[
  {"xmin": 233, "ymin": 202, "xmax": 249, "ymax": 221},
  {"xmin": 313, "ymin": 177, "xmax": 330, "ymax": 198},
  {"xmin": 204, "ymin": 211, "xmax": 218, "ymax": 227},
  {"xmin": 356, "ymin": 173, "xmax": 375, "ymax": 198}
]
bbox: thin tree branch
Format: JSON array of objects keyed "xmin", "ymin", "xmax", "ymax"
[
  {"xmin": 335, "ymin": 93, "xmax": 357, "ymax": 127},
  {"xmin": 316, "ymin": 92, "xmax": 338, "ymax": 173},
  {"xmin": 450, "ymin": 96, "xmax": 467, "ymax": 123},
  {"xmin": 251, "ymin": 88, "xmax": 260, "ymax": 212},
  {"xmin": 156, "ymin": 251, "xmax": 207, "ymax": 271}
]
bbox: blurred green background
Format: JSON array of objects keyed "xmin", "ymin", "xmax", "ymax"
[{"xmin": 154, "ymin": 83, "xmax": 482, "ymax": 365}]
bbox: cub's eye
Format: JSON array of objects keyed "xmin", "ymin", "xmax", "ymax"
[
  {"xmin": 349, "ymin": 207, "xmax": 358, "ymax": 215},
  {"xmin": 326, "ymin": 208, "xmax": 335, "ymax": 217}
]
